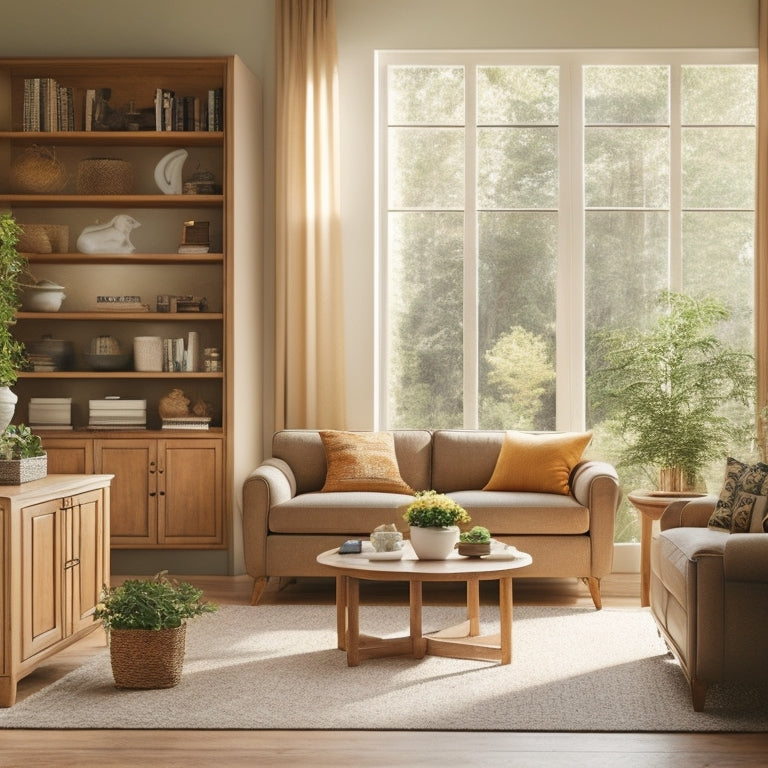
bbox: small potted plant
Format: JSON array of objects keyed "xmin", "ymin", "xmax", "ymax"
[
  {"xmin": 0, "ymin": 423, "xmax": 46, "ymax": 484},
  {"xmin": 403, "ymin": 490, "xmax": 471, "ymax": 559},
  {"xmin": 94, "ymin": 571, "xmax": 217, "ymax": 689},
  {"xmin": 457, "ymin": 525, "xmax": 492, "ymax": 557}
]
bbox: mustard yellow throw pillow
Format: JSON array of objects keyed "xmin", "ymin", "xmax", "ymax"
[
  {"xmin": 320, "ymin": 430, "xmax": 414, "ymax": 494},
  {"xmin": 483, "ymin": 430, "xmax": 593, "ymax": 495}
]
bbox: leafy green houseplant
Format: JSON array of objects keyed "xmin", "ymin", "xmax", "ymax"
[
  {"xmin": 590, "ymin": 291, "xmax": 755, "ymax": 491},
  {"xmin": 0, "ymin": 213, "xmax": 28, "ymax": 388},
  {"xmin": 94, "ymin": 572, "xmax": 217, "ymax": 689},
  {"xmin": 0, "ymin": 423, "xmax": 46, "ymax": 484},
  {"xmin": 457, "ymin": 525, "xmax": 492, "ymax": 556},
  {"xmin": 403, "ymin": 490, "xmax": 471, "ymax": 559}
]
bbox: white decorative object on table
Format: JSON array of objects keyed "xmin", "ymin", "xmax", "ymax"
[
  {"xmin": 154, "ymin": 149, "xmax": 188, "ymax": 195},
  {"xmin": 77, "ymin": 215, "xmax": 141, "ymax": 254}
]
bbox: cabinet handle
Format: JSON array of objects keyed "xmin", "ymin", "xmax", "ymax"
[
  {"xmin": 149, "ymin": 492, "xmax": 156, "ymax": 497},
  {"xmin": 64, "ymin": 557, "xmax": 80, "ymax": 569}
]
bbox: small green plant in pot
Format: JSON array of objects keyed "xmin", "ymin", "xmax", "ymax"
[
  {"xmin": 457, "ymin": 525, "xmax": 492, "ymax": 556},
  {"xmin": 0, "ymin": 423, "xmax": 46, "ymax": 484},
  {"xmin": 94, "ymin": 571, "xmax": 217, "ymax": 689},
  {"xmin": 403, "ymin": 490, "xmax": 471, "ymax": 560}
]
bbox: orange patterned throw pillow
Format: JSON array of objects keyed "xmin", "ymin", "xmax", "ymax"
[
  {"xmin": 320, "ymin": 430, "xmax": 415, "ymax": 494},
  {"xmin": 483, "ymin": 430, "xmax": 593, "ymax": 495}
]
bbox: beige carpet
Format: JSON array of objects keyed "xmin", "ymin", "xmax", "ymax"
[{"xmin": 1, "ymin": 604, "xmax": 766, "ymax": 731}]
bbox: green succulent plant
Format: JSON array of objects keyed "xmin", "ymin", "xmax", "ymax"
[{"xmin": 459, "ymin": 525, "xmax": 491, "ymax": 544}]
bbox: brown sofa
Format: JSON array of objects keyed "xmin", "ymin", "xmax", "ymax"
[
  {"xmin": 242, "ymin": 429, "xmax": 620, "ymax": 608},
  {"xmin": 650, "ymin": 495, "xmax": 768, "ymax": 710}
]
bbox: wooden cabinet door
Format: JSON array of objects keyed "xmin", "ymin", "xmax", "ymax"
[
  {"xmin": 41, "ymin": 438, "xmax": 94, "ymax": 474},
  {"xmin": 65, "ymin": 489, "xmax": 107, "ymax": 636},
  {"xmin": 21, "ymin": 498, "xmax": 64, "ymax": 661},
  {"xmin": 159, "ymin": 438, "xmax": 223, "ymax": 547},
  {"xmin": 94, "ymin": 439, "xmax": 157, "ymax": 547}
]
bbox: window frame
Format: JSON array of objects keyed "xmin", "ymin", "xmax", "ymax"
[{"xmin": 376, "ymin": 49, "xmax": 758, "ymax": 431}]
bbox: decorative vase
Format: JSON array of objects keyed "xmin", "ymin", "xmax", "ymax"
[
  {"xmin": 108, "ymin": 624, "xmax": 187, "ymax": 689},
  {"xmin": 0, "ymin": 387, "xmax": 17, "ymax": 432},
  {"xmin": 409, "ymin": 525, "xmax": 460, "ymax": 560}
]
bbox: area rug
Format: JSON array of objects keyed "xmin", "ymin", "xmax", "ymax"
[{"xmin": 1, "ymin": 605, "xmax": 766, "ymax": 731}]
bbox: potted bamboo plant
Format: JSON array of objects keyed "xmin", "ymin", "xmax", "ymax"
[
  {"xmin": 94, "ymin": 571, "xmax": 217, "ymax": 689},
  {"xmin": 0, "ymin": 213, "xmax": 28, "ymax": 430}
]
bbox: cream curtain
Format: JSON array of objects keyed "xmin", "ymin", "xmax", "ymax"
[
  {"xmin": 274, "ymin": 0, "xmax": 346, "ymax": 429},
  {"xmin": 759, "ymin": 0, "xmax": 768, "ymax": 443}
]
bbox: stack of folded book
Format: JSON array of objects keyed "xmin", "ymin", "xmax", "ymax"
[
  {"xmin": 29, "ymin": 397, "xmax": 73, "ymax": 430},
  {"xmin": 89, "ymin": 398, "xmax": 147, "ymax": 429}
]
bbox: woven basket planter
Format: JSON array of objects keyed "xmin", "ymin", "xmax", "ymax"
[
  {"xmin": 77, "ymin": 157, "xmax": 134, "ymax": 195},
  {"xmin": 109, "ymin": 624, "xmax": 187, "ymax": 689},
  {"xmin": 0, "ymin": 454, "xmax": 47, "ymax": 485}
]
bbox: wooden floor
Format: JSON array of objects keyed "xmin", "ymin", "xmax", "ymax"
[{"xmin": 1, "ymin": 572, "xmax": 766, "ymax": 767}]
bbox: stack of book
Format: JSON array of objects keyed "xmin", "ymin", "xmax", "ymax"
[
  {"xmin": 89, "ymin": 398, "xmax": 147, "ymax": 430},
  {"xmin": 23, "ymin": 77, "xmax": 75, "ymax": 131},
  {"xmin": 161, "ymin": 416, "xmax": 212, "ymax": 430},
  {"xmin": 28, "ymin": 398, "xmax": 72, "ymax": 430}
]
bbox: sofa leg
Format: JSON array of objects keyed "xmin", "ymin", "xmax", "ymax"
[
  {"xmin": 583, "ymin": 577, "xmax": 602, "ymax": 610},
  {"xmin": 250, "ymin": 576, "xmax": 268, "ymax": 605},
  {"xmin": 691, "ymin": 678, "xmax": 708, "ymax": 711}
]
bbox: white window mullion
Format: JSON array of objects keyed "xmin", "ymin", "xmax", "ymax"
[
  {"xmin": 669, "ymin": 64, "xmax": 683, "ymax": 291},
  {"xmin": 556, "ymin": 61, "xmax": 586, "ymax": 431},
  {"xmin": 464, "ymin": 64, "xmax": 479, "ymax": 428}
]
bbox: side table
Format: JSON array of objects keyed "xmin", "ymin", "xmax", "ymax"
[{"xmin": 627, "ymin": 489, "xmax": 704, "ymax": 607}]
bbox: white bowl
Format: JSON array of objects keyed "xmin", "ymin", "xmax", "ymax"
[{"xmin": 21, "ymin": 280, "xmax": 66, "ymax": 312}]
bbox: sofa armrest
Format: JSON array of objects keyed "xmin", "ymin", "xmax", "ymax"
[
  {"xmin": 724, "ymin": 534, "xmax": 768, "ymax": 582},
  {"xmin": 242, "ymin": 458, "xmax": 297, "ymax": 580},
  {"xmin": 570, "ymin": 461, "xmax": 620, "ymax": 577},
  {"xmin": 660, "ymin": 495, "xmax": 717, "ymax": 530}
]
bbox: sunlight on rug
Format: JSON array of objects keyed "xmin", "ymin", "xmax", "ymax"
[{"xmin": 1, "ymin": 605, "xmax": 766, "ymax": 731}]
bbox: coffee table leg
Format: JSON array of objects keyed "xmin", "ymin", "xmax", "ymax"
[
  {"xmin": 499, "ymin": 575, "xmax": 513, "ymax": 664},
  {"xmin": 467, "ymin": 578, "xmax": 480, "ymax": 636},
  {"xmin": 336, "ymin": 576, "xmax": 347, "ymax": 651},
  {"xmin": 410, "ymin": 580, "xmax": 426, "ymax": 658},
  {"xmin": 346, "ymin": 577, "xmax": 360, "ymax": 666}
]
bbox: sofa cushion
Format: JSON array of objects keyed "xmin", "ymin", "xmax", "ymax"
[
  {"xmin": 708, "ymin": 458, "xmax": 768, "ymax": 533},
  {"xmin": 483, "ymin": 430, "xmax": 592, "ymax": 495},
  {"xmin": 431, "ymin": 430, "xmax": 506, "ymax": 492},
  {"xmin": 448, "ymin": 490, "xmax": 589, "ymax": 534},
  {"xmin": 319, "ymin": 430, "xmax": 415, "ymax": 494},
  {"xmin": 268, "ymin": 491, "xmax": 413, "ymax": 534}
]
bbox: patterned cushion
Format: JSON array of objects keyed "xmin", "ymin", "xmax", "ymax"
[
  {"xmin": 708, "ymin": 458, "xmax": 768, "ymax": 533},
  {"xmin": 319, "ymin": 430, "xmax": 415, "ymax": 494}
]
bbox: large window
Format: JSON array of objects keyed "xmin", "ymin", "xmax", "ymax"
[{"xmin": 378, "ymin": 51, "xmax": 757, "ymax": 540}]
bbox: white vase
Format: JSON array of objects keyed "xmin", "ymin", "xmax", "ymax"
[
  {"xmin": 0, "ymin": 386, "xmax": 17, "ymax": 432},
  {"xmin": 409, "ymin": 525, "xmax": 460, "ymax": 560}
]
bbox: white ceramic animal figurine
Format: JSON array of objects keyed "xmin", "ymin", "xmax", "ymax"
[{"xmin": 76, "ymin": 214, "xmax": 141, "ymax": 253}]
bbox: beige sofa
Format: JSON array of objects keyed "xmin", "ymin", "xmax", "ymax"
[
  {"xmin": 243, "ymin": 429, "xmax": 620, "ymax": 608},
  {"xmin": 650, "ymin": 495, "xmax": 768, "ymax": 710}
]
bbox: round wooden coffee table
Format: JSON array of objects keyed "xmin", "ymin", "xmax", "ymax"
[{"xmin": 316, "ymin": 540, "xmax": 532, "ymax": 666}]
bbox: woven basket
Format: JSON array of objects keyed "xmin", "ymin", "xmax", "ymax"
[
  {"xmin": 0, "ymin": 454, "xmax": 47, "ymax": 485},
  {"xmin": 10, "ymin": 146, "xmax": 68, "ymax": 193},
  {"xmin": 109, "ymin": 624, "xmax": 187, "ymax": 689},
  {"xmin": 77, "ymin": 157, "xmax": 134, "ymax": 195},
  {"xmin": 17, "ymin": 224, "xmax": 69, "ymax": 254}
]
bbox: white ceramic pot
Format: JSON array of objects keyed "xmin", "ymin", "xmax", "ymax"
[
  {"xmin": 409, "ymin": 525, "xmax": 460, "ymax": 560},
  {"xmin": 0, "ymin": 386, "xmax": 17, "ymax": 432},
  {"xmin": 21, "ymin": 279, "xmax": 66, "ymax": 312}
]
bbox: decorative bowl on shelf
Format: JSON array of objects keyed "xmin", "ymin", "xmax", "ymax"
[
  {"xmin": 21, "ymin": 279, "xmax": 66, "ymax": 312},
  {"xmin": 83, "ymin": 353, "xmax": 132, "ymax": 371}
]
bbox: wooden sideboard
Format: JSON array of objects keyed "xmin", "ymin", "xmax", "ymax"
[{"xmin": 0, "ymin": 474, "xmax": 112, "ymax": 707}]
